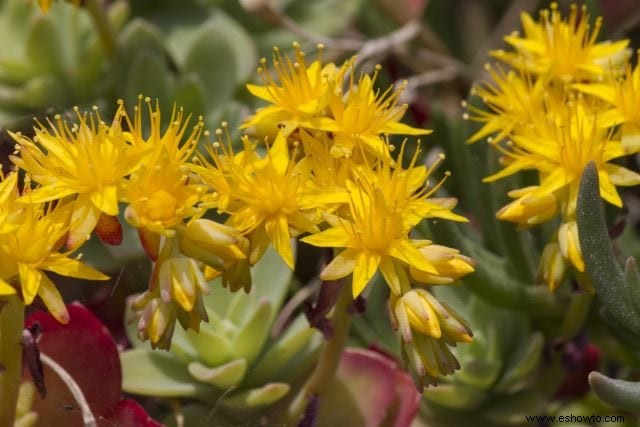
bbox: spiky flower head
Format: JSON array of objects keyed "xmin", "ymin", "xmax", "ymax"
[
  {"xmin": 468, "ymin": 4, "xmax": 640, "ymax": 292},
  {"xmin": 122, "ymin": 98, "xmax": 206, "ymax": 236},
  {"xmin": 0, "ymin": 173, "xmax": 108, "ymax": 323},
  {"xmin": 194, "ymin": 126, "xmax": 322, "ymax": 269},
  {"xmin": 10, "ymin": 105, "xmax": 145, "ymax": 248},
  {"xmin": 302, "ymin": 145, "xmax": 473, "ymax": 298},
  {"xmin": 491, "ymin": 3, "xmax": 629, "ymax": 83},
  {"xmin": 242, "ymin": 42, "xmax": 345, "ymax": 137}
]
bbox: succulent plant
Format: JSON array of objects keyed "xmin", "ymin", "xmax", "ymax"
[
  {"xmin": 0, "ymin": 0, "xmax": 127, "ymax": 127},
  {"xmin": 576, "ymin": 163, "xmax": 640, "ymax": 413},
  {"xmin": 417, "ymin": 287, "xmax": 548, "ymax": 427},
  {"xmin": 120, "ymin": 247, "xmax": 323, "ymax": 425}
]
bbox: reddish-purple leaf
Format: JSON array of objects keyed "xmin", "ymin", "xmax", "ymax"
[
  {"xmin": 103, "ymin": 400, "xmax": 164, "ymax": 427},
  {"xmin": 23, "ymin": 303, "xmax": 162, "ymax": 426},
  {"xmin": 318, "ymin": 348, "xmax": 420, "ymax": 427}
]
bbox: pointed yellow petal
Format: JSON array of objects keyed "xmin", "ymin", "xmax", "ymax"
[
  {"xmin": 320, "ymin": 248, "xmax": 358, "ymax": 281},
  {"xmin": 18, "ymin": 263, "xmax": 42, "ymax": 305},
  {"xmin": 378, "ymin": 257, "xmax": 406, "ymax": 296},
  {"xmin": 68, "ymin": 195, "xmax": 102, "ymax": 249},
  {"xmin": 265, "ymin": 215, "xmax": 294, "ymax": 269},
  {"xmin": 604, "ymin": 164, "xmax": 640, "ymax": 187},
  {"xmin": 351, "ymin": 251, "xmax": 381, "ymax": 297},
  {"xmin": 380, "ymin": 121, "xmax": 432, "ymax": 136},
  {"xmin": 301, "ymin": 226, "xmax": 350, "ymax": 248},
  {"xmin": 38, "ymin": 274, "xmax": 70, "ymax": 324},
  {"xmin": 389, "ymin": 240, "xmax": 437, "ymax": 274},
  {"xmin": 90, "ymin": 184, "xmax": 119, "ymax": 216},
  {"xmin": 18, "ymin": 185, "xmax": 77, "ymax": 204},
  {"xmin": 245, "ymin": 84, "xmax": 275, "ymax": 103},
  {"xmin": 598, "ymin": 170, "xmax": 623, "ymax": 207},
  {"xmin": 43, "ymin": 255, "xmax": 109, "ymax": 281}
]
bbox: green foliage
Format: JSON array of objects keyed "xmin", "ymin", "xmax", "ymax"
[{"xmin": 121, "ymin": 247, "xmax": 322, "ymax": 423}]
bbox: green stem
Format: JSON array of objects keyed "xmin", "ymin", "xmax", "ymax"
[
  {"xmin": 85, "ymin": 0, "xmax": 116, "ymax": 56},
  {"xmin": 0, "ymin": 295, "xmax": 25, "ymax": 427},
  {"xmin": 286, "ymin": 282, "xmax": 352, "ymax": 423}
]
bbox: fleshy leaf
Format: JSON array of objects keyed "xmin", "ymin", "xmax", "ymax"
[
  {"xmin": 588, "ymin": 371, "xmax": 640, "ymax": 412},
  {"xmin": 220, "ymin": 383, "xmax": 290, "ymax": 408},
  {"xmin": 230, "ymin": 299, "xmax": 272, "ymax": 364},
  {"xmin": 576, "ymin": 162, "xmax": 640, "ymax": 338},
  {"xmin": 120, "ymin": 348, "xmax": 212, "ymax": 398},
  {"xmin": 24, "ymin": 303, "xmax": 121, "ymax": 421},
  {"xmin": 319, "ymin": 348, "xmax": 420, "ymax": 427},
  {"xmin": 187, "ymin": 359, "xmax": 247, "ymax": 389},
  {"xmin": 250, "ymin": 315, "xmax": 321, "ymax": 385}
]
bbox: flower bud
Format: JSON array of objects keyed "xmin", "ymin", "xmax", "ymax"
[
  {"xmin": 410, "ymin": 244, "xmax": 476, "ymax": 285},
  {"xmin": 539, "ymin": 241, "xmax": 567, "ymax": 292}
]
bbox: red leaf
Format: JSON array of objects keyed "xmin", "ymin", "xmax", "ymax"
[
  {"xmin": 318, "ymin": 348, "xmax": 420, "ymax": 427},
  {"xmin": 24, "ymin": 303, "xmax": 122, "ymax": 423},
  {"xmin": 104, "ymin": 400, "xmax": 164, "ymax": 427}
]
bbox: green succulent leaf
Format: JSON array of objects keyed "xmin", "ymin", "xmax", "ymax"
[
  {"xmin": 117, "ymin": 18, "xmax": 167, "ymax": 61},
  {"xmin": 184, "ymin": 326, "xmax": 233, "ymax": 367},
  {"xmin": 576, "ymin": 162, "xmax": 640, "ymax": 337},
  {"xmin": 26, "ymin": 15, "xmax": 64, "ymax": 75},
  {"xmin": 188, "ymin": 359, "xmax": 247, "ymax": 389},
  {"xmin": 221, "ymin": 383, "xmax": 290, "ymax": 409},
  {"xmin": 121, "ymin": 348, "xmax": 212, "ymax": 398},
  {"xmin": 222, "ymin": 246, "xmax": 292, "ymax": 327},
  {"xmin": 250, "ymin": 314, "xmax": 320, "ymax": 385},
  {"xmin": 495, "ymin": 332, "xmax": 544, "ymax": 392},
  {"xmin": 124, "ymin": 51, "xmax": 172, "ymax": 107},
  {"xmin": 182, "ymin": 23, "xmax": 237, "ymax": 113},
  {"xmin": 423, "ymin": 384, "xmax": 487, "ymax": 410},
  {"xmin": 21, "ymin": 75, "xmax": 66, "ymax": 109},
  {"xmin": 231, "ymin": 299, "xmax": 273, "ymax": 364},
  {"xmin": 172, "ymin": 73, "xmax": 208, "ymax": 120},
  {"xmin": 456, "ymin": 327, "xmax": 501, "ymax": 389},
  {"xmin": 589, "ymin": 371, "xmax": 640, "ymax": 412},
  {"xmin": 206, "ymin": 12, "xmax": 256, "ymax": 83}
]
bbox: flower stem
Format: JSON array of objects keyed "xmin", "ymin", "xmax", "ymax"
[
  {"xmin": 84, "ymin": 0, "xmax": 116, "ymax": 56},
  {"xmin": 0, "ymin": 295, "xmax": 25, "ymax": 427},
  {"xmin": 286, "ymin": 281, "xmax": 353, "ymax": 423}
]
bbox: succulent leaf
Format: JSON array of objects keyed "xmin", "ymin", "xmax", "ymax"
[
  {"xmin": 188, "ymin": 359, "xmax": 248, "ymax": 389},
  {"xmin": 576, "ymin": 162, "xmax": 640, "ymax": 338},
  {"xmin": 120, "ymin": 348, "xmax": 212, "ymax": 398},
  {"xmin": 588, "ymin": 371, "xmax": 640, "ymax": 412},
  {"xmin": 221, "ymin": 383, "xmax": 291, "ymax": 409}
]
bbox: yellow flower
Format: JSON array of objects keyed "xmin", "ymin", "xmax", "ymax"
[
  {"xmin": 0, "ymin": 175, "xmax": 108, "ymax": 323},
  {"xmin": 10, "ymin": 106, "xmax": 146, "ymax": 248},
  {"xmin": 299, "ymin": 66, "xmax": 430, "ymax": 158},
  {"xmin": 484, "ymin": 100, "xmax": 640, "ymax": 290},
  {"xmin": 302, "ymin": 151, "xmax": 469, "ymax": 297},
  {"xmin": 489, "ymin": 103, "xmax": 640, "ymax": 222},
  {"xmin": 242, "ymin": 43, "xmax": 346, "ymax": 137},
  {"xmin": 196, "ymin": 128, "xmax": 321, "ymax": 269},
  {"xmin": 491, "ymin": 3, "xmax": 629, "ymax": 82},
  {"xmin": 122, "ymin": 100, "xmax": 206, "ymax": 236},
  {"xmin": 466, "ymin": 65, "xmax": 546, "ymax": 144},
  {"xmin": 573, "ymin": 62, "xmax": 640, "ymax": 151}
]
